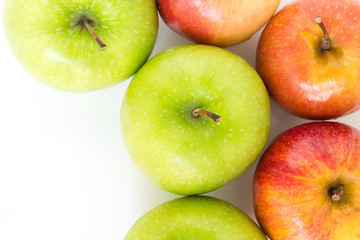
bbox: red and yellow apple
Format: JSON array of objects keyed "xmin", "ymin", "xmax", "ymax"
[
  {"xmin": 257, "ymin": 0, "xmax": 360, "ymax": 119},
  {"xmin": 156, "ymin": 0, "xmax": 280, "ymax": 47},
  {"xmin": 253, "ymin": 122, "xmax": 360, "ymax": 240}
]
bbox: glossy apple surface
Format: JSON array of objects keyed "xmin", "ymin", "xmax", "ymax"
[
  {"xmin": 156, "ymin": 0, "xmax": 280, "ymax": 47},
  {"xmin": 121, "ymin": 45, "xmax": 270, "ymax": 195},
  {"xmin": 3, "ymin": 0, "xmax": 158, "ymax": 92},
  {"xmin": 125, "ymin": 195, "xmax": 267, "ymax": 240},
  {"xmin": 257, "ymin": 0, "xmax": 360, "ymax": 119},
  {"xmin": 254, "ymin": 122, "xmax": 360, "ymax": 240}
]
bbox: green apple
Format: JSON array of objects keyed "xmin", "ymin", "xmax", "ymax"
[
  {"xmin": 125, "ymin": 196, "xmax": 267, "ymax": 240},
  {"xmin": 2, "ymin": 0, "xmax": 158, "ymax": 92},
  {"xmin": 121, "ymin": 45, "xmax": 270, "ymax": 195}
]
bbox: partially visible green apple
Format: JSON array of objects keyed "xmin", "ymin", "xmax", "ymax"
[
  {"xmin": 125, "ymin": 196, "xmax": 267, "ymax": 240},
  {"xmin": 121, "ymin": 45, "xmax": 270, "ymax": 195},
  {"xmin": 3, "ymin": 0, "xmax": 158, "ymax": 92}
]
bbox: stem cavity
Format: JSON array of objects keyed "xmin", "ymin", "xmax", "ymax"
[
  {"xmin": 73, "ymin": 14, "xmax": 107, "ymax": 51},
  {"xmin": 192, "ymin": 108, "xmax": 221, "ymax": 125},
  {"xmin": 328, "ymin": 184, "xmax": 344, "ymax": 202},
  {"xmin": 315, "ymin": 17, "xmax": 331, "ymax": 51}
]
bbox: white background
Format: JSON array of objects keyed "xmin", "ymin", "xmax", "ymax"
[{"xmin": 1, "ymin": 0, "xmax": 359, "ymax": 239}]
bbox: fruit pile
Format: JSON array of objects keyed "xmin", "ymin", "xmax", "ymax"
[{"xmin": 3, "ymin": 0, "xmax": 360, "ymax": 239}]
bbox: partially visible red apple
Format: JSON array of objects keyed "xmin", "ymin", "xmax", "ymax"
[
  {"xmin": 257, "ymin": 0, "xmax": 360, "ymax": 119},
  {"xmin": 253, "ymin": 122, "xmax": 360, "ymax": 240},
  {"xmin": 156, "ymin": 0, "xmax": 280, "ymax": 47}
]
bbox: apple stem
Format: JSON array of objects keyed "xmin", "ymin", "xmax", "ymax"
[
  {"xmin": 192, "ymin": 108, "xmax": 221, "ymax": 125},
  {"xmin": 328, "ymin": 184, "xmax": 344, "ymax": 202},
  {"xmin": 82, "ymin": 19, "xmax": 107, "ymax": 51},
  {"xmin": 314, "ymin": 17, "xmax": 331, "ymax": 51}
]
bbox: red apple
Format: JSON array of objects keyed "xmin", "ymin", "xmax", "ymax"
[
  {"xmin": 156, "ymin": 0, "xmax": 280, "ymax": 47},
  {"xmin": 253, "ymin": 122, "xmax": 360, "ymax": 240},
  {"xmin": 256, "ymin": 0, "xmax": 360, "ymax": 119}
]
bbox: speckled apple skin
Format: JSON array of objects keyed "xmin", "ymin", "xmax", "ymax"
[
  {"xmin": 125, "ymin": 196, "xmax": 267, "ymax": 240},
  {"xmin": 257, "ymin": 0, "xmax": 360, "ymax": 119},
  {"xmin": 3, "ymin": 0, "xmax": 158, "ymax": 92},
  {"xmin": 156, "ymin": 0, "xmax": 280, "ymax": 47},
  {"xmin": 121, "ymin": 45, "xmax": 271, "ymax": 195},
  {"xmin": 254, "ymin": 122, "xmax": 360, "ymax": 240}
]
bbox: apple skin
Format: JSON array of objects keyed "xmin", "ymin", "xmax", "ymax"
[
  {"xmin": 156, "ymin": 0, "xmax": 280, "ymax": 47},
  {"xmin": 121, "ymin": 45, "xmax": 270, "ymax": 195},
  {"xmin": 125, "ymin": 195, "xmax": 267, "ymax": 240},
  {"xmin": 253, "ymin": 122, "xmax": 360, "ymax": 240},
  {"xmin": 2, "ymin": 0, "xmax": 158, "ymax": 92},
  {"xmin": 256, "ymin": 0, "xmax": 360, "ymax": 120}
]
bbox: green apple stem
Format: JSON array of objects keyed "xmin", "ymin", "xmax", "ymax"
[
  {"xmin": 192, "ymin": 108, "xmax": 221, "ymax": 125},
  {"xmin": 82, "ymin": 19, "xmax": 107, "ymax": 51},
  {"xmin": 314, "ymin": 17, "xmax": 331, "ymax": 51},
  {"xmin": 328, "ymin": 184, "xmax": 344, "ymax": 202}
]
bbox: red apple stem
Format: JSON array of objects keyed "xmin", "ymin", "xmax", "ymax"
[
  {"xmin": 328, "ymin": 184, "xmax": 344, "ymax": 202},
  {"xmin": 314, "ymin": 17, "xmax": 331, "ymax": 51},
  {"xmin": 82, "ymin": 19, "xmax": 107, "ymax": 51},
  {"xmin": 192, "ymin": 108, "xmax": 221, "ymax": 125}
]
